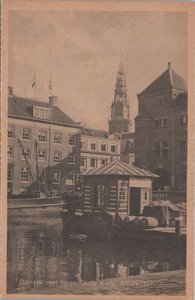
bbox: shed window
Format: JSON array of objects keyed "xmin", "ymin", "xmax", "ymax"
[{"xmin": 94, "ymin": 185, "xmax": 105, "ymax": 207}]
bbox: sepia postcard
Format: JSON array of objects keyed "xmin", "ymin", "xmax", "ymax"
[{"xmin": 1, "ymin": 1, "xmax": 194, "ymax": 299}]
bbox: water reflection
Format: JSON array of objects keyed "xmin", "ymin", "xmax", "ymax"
[{"xmin": 7, "ymin": 217, "xmax": 186, "ymax": 293}]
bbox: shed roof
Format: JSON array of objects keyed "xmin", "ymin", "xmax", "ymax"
[{"xmin": 83, "ymin": 159, "xmax": 158, "ymax": 178}]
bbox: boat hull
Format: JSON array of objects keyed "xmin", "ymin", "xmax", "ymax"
[{"xmin": 8, "ymin": 197, "xmax": 64, "ymax": 217}]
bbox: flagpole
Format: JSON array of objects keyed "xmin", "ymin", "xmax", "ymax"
[
  {"xmin": 34, "ymin": 72, "xmax": 37, "ymax": 101},
  {"xmin": 49, "ymin": 77, "xmax": 53, "ymax": 96}
]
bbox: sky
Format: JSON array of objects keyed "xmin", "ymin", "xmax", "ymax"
[{"xmin": 8, "ymin": 10, "xmax": 187, "ymax": 131}]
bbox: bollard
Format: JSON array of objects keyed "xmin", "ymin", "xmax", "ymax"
[{"xmin": 175, "ymin": 218, "xmax": 181, "ymax": 237}]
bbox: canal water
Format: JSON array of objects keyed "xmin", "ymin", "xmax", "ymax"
[{"xmin": 7, "ymin": 217, "xmax": 186, "ymax": 295}]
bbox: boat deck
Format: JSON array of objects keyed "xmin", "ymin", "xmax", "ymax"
[{"xmin": 145, "ymin": 227, "xmax": 186, "ymax": 235}]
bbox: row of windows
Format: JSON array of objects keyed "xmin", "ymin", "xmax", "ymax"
[
  {"xmin": 80, "ymin": 157, "xmax": 107, "ymax": 168},
  {"xmin": 153, "ymin": 114, "xmax": 187, "ymax": 129},
  {"xmin": 81, "ymin": 141, "xmax": 116, "ymax": 153},
  {"xmin": 7, "ymin": 166, "xmax": 74, "ymax": 184},
  {"xmin": 8, "ymin": 127, "xmax": 76, "ymax": 145},
  {"xmin": 8, "ymin": 147, "xmax": 76, "ymax": 164}
]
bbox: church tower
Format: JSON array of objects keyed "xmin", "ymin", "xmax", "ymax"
[{"xmin": 109, "ymin": 63, "xmax": 130, "ymax": 135}]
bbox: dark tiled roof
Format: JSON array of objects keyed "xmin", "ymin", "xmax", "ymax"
[
  {"xmin": 8, "ymin": 96, "xmax": 78, "ymax": 127},
  {"xmin": 81, "ymin": 127, "xmax": 109, "ymax": 138},
  {"xmin": 139, "ymin": 66, "xmax": 187, "ymax": 97},
  {"xmin": 83, "ymin": 159, "xmax": 159, "ymax": 178}
]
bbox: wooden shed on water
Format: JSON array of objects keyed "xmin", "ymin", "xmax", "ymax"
[{"xmin": 82, "ymin": 159, "xmax": 158, "ymax": 218}]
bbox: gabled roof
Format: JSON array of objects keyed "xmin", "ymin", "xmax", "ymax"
[
  {"xmin": 81, "ymin": 127, "xmax": 109, "ymax": 138},
  {"xmin": 8, "ymin": 96, "xmax": 78, "ymax": 127},
  {"xmin": 83, "ymin": 159, "xmax": 158, "ymax": 178},
  {"xmin": 139, "ymin": 64, "xmax": 187, "ymax": 97}
]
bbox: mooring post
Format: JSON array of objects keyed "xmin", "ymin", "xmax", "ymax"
[{"xmin": 175, "ymin": 216, "xmax": 181, "ymax": 237}]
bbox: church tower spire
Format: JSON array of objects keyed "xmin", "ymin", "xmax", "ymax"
[{"xmin": 109, "ymin": 63, "xmax": 130, "ymax": 135}]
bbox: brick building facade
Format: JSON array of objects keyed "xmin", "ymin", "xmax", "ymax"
[
  {"xmin": 80, "ymin": 127, "xmax": 121, "ymax": 173},
  {"xmin": 8, "ymin": 87, "xmax": 81, "ymax": 197},
  {"xmin": 135, "ymin": 63, "xmax": 187, "ymax": 191}
]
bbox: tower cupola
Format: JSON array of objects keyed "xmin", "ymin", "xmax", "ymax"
[{"xmin": 109, "ymin": 63, "xmax": 131, "ymax": 135}]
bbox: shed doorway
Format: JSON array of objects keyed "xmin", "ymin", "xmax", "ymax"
[{"xmin": 129, "ymin": 187, "xmax": 141, "ymax": 216}]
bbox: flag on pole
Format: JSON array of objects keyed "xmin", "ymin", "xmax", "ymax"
[
  {"xmin": 48, "ymin": 79, "xmax": 52, "ymax": 90},
  {"xmin": 32, "ymin": 76, "xmax": 36, "ymax": 88}
]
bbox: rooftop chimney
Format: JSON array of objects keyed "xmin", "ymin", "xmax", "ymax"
[
  {"xmin": 49, "ymin": 96, "xmax": 57, "ymax": 106},
  {"xmin": 8, "ymin": 86, "xmax": 14, "ymax": 97}
]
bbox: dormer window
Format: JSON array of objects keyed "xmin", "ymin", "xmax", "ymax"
[{"xmin": 33, "ymin": 105, "xmax": 51, "ymax": 120}]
